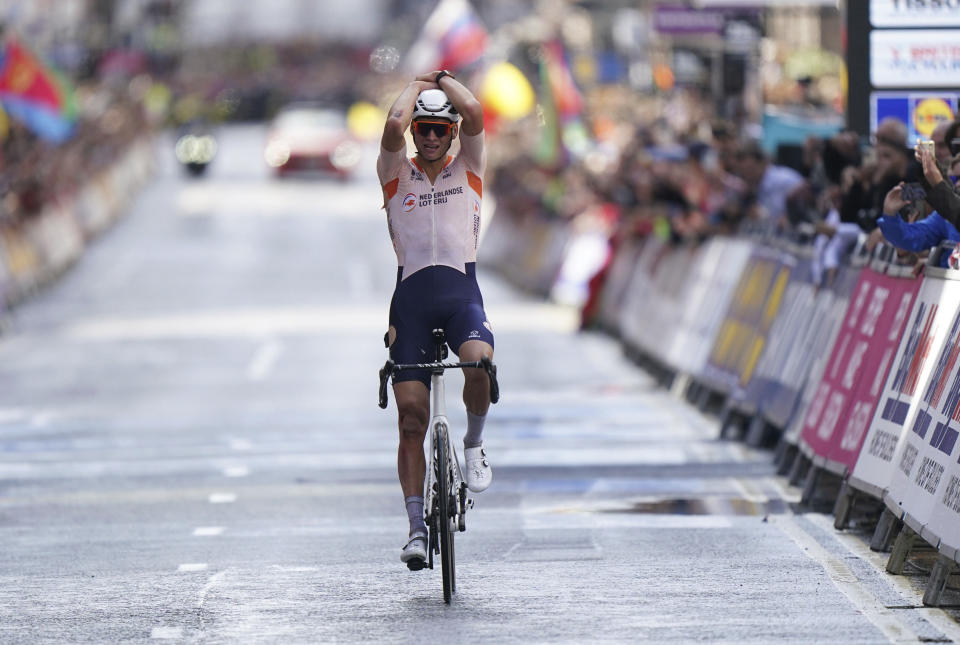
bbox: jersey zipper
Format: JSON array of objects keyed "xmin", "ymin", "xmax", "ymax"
[{"xmin": 431, "ymin": 185, "xmax": 438, "ymax": 266}]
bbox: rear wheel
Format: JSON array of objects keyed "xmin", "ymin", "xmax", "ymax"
[{"xmin": 437, "ymin": 434, "xmax": 454, "ymax": 604}]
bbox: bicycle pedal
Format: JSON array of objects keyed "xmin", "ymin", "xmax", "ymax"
[{"xmin": 406, "ymin": 558, "xmax": 426, "ymax": 571}]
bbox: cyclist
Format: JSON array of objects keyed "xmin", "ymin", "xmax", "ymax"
[{"xmin": 377, "ymin": 71, "xmax": 494, "ymax": 568}]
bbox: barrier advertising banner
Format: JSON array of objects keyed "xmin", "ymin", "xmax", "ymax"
[
  {"xmin": 849, "ymin": 275, "xmax": 954, "ymax": 499},
  {"xmin": 749, "ymin": 246, "xmax": 818, "ymax": 428},
  {"xmin": 597, "ymin": 237, "xmax": 646, "ymax": 331},
  {"xmin": 783, "ymin": 262, "xmax": 863, "ymax": 445},
  {"xmin": 671, "ymin": 237, "xmax": 753, "ymax": 377},
  {"xmin": 701, "ymin": 245, "xmax": 790, "ymax": 399},
  {"xmin": 618, "ymin": 237, "xmax": 671, "ymax": 359},
  {"xmin": 825, "ymin": 268, "xmax": 920, "ymax": 474},
  {"xmin": 883, "ymin": 271, "xmax": 960, "ymax": 546},
  {"xmin": 928, "ymin": 457, "xmax": 960, "ymax": 560}
]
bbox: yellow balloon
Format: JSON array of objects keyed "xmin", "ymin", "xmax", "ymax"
[
  {"xmin": 480, "ymin": 62, "xmax": 535, "ymax": 121},
  {"xmin": 347, "ymin": 101, "xmax": 386, "ymax": 141}
]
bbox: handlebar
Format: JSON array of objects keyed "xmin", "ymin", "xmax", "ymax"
[{"xmin": 378, "ymin": 357, "xmax": 499, "ymax": 409}]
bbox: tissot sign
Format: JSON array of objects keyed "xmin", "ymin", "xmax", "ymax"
[
  {"xmin": 871, "ymin": 0, "xmax": 960, "ymax": 27},
  {"xmin": 870, "ymin": 30, "xmax": 960, "ymax": 87}
]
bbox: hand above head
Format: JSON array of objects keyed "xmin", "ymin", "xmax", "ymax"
[
  {"xmin": 916, "ymin": 142, "xmax": 944, "ymax": 186},
  {"xmin": 883, "ymin": 183, "xmax": 907, "ymax": 216},
  {"xmin": 415, "ymin": 71, "xmax": 447, "ymax": 85}
]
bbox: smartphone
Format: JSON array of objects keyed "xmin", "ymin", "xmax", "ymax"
[
  {"xmin": 919, "ymin": 139, "xmax": 935, "ymax": 157},
  {"xmin": 901, "ymin": 182, "xmax": 927, "ymax": 202}
]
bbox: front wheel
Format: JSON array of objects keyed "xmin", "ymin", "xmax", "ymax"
[{"xmin": 437, "ymin": 434, "xmax": 454, "ymax": 604}]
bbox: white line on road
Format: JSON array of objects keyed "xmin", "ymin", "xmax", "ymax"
[
  {"xmin": 178, "ymin": 563, "xmax": 209, "ymax": 572},
  {"xmin": 193, "ymin": 527, "xmax": 225, "ymax": 537},
  {"xmin": 151, "ymin": 627, "xmax": 183, "ymax": 639},
  {"xmin": 245, "ymin": 339, "xmax": 283, "ymax": 381},
  {"xmin": 222, "ymin": 465, "xmax": 249, "ymax": 478},
  {"xmin": 229, "ymin": 438, "xmax": 253, "ymax": 451},
  {"xmin": 729, "ymin": 477, "xmax": 770, "ymax": 504},
  {"xmin": 197, "ymin": 570, "xmax": 229, "ymax": 610},
  {"xmin": 805, "ymin": 513, "xmax": 960, "ymax": 643},
  {"xmin": 208, "ymin": 493, "xmax": 237, "ymax": 504},
  {"xmin": 0, "ymin": 408, "xmax": 26, "ymax": 423},
  {"xmin": 772, "ymin": 515, "xmax": 920, "ymax": 643}
]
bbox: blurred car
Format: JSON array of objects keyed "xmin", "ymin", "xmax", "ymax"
[{"xmin": 264, "ymin": 104, "xmax": 362, "ymax": 179}]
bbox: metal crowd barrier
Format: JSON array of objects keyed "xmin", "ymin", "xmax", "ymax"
[{"xmin": 588, "ymin": 230, "xmax": 960, "ymax": 606}]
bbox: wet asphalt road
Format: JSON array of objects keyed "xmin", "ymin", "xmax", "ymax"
[{"xmin": 0, "ymin": 125, "xmax": 958, "ymax": 644}]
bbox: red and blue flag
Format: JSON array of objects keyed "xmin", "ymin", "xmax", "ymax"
[{"xmin": 0, "ymin": 37, "xmax": 76, "ymax": 143}]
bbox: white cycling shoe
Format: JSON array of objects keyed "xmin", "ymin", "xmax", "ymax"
[
  {"xmin": 464, "ymin": 445, "xmax": 492, "ymax": 493},
  {"xmin": 401, "ymin": 532, "xmax": 427, "ymax": 570}
]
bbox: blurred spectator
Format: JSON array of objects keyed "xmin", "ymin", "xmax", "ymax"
[
  {"xmin": 733, "ymin": 139, "xmax": 806, "ymax": 225},
  {"xmin": 839, "ymin": 117, "xmax": 911, "ymax": 232}
]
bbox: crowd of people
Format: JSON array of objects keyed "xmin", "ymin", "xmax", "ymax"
[
  {"xmin": 0, "ymin": 82, "xmax": 151, "ymax": 229},
  {"xmin": 487, "ymin": 96, "xmax": 960, "ymax": 323}
]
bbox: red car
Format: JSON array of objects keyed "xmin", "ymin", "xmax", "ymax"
[{"xmin": 264, "ymin": 105, "xmax": 361, "ymax": 178}]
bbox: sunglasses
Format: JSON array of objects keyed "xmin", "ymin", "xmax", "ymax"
[{"xmin": 413, "ymin": 120, "xmax": 453, "ymax": 138}]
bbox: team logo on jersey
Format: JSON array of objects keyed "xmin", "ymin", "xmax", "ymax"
[
  {"xmin": 402, "ymin": 193, "xmax": 417, "ymax": 212},
  {"xmin": 468, "ymin": 330, "xmax": 481, "ymax": 339}
]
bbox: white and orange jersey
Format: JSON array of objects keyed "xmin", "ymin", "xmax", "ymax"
[{"xmin": 376, "ymin": 131, "xmax": 486, "ymax": 281}]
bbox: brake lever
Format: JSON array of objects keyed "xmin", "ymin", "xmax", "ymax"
[
  {"xmin": 481, "ymin": 356, "xmax": 499, "ymax": 404},
  {"xmin": 378, "ymin": 359, "xmax": 395, "ymax": 409}
]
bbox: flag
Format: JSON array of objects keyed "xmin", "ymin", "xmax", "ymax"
[
  {"xmin": 405, "ymin": 0, "xmax": 488, "ymax": 74},
  {"xmin": 534, "ymin": 41, "xmax": 586, "ymax": 166},
  {"xmin": 0, "ymin": 37, "xmax": 76, "ymax": 143},
  {"xmin": 534, "ymin": 55, "xmax": 561, "ymax": 167},
  {"xmin": 541, "ymin": 41, "xmax": 583, "ymax": 120}
]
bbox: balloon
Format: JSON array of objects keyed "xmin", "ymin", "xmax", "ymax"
[{"xmin": 480, "ymin": 62, "xmax": 535, "ymax": 122}]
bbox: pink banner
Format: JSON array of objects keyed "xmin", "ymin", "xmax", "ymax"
[{"xmin": 800, "ymin": 267, "xmax": 920, "ymax": 474}]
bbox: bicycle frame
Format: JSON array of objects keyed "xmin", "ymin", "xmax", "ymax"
[{"xmin": 423, "ymin": 368, "xmax": 468, "ymax": 545}]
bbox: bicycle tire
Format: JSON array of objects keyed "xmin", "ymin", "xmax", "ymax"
[{"xmin": 437, "ymin": 433, "xmax": 454, "ymax": 604}]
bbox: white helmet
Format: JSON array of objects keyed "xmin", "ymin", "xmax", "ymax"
[{"xmin": 412, "ymin": 89, "xmax": 460, "ymax": 123}]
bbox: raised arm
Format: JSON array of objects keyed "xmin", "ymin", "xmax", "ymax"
[
  {"xmin": 416, "ymin": 71, "xmax": 484, "ymax": 136},
  {"xmin": 381, "ymin": 80, "xmax": 438, "ymax": 153}
]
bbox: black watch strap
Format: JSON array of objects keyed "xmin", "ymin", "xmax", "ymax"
[{"xmin": 435, "ymin": 70, "xmax": 453, "ymax": 84}]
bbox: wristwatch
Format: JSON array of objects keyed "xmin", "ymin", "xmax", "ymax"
[{"xmin": 435, "ymin": 70, "xmax": 454, "ymax": 84}]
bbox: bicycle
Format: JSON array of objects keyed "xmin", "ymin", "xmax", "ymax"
[{"xmin": 378, "ymin": 329, "xmax": 499, "ymax": 604}]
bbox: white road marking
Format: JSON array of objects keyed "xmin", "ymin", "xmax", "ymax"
[
  {"xmin": 193, "ymin": 527, "xmax": 225, "ymax": 537},
  {"xmin": 208, "ymin": 493, "xmax": 237, "ymax": 504},
  {"xmin": 245, "ymin": 339, "xmax": 282, "ymax": 381},
  {"xmin": 806, "ymin": 513, "xmax": 960, "ymax": 643},
  {"xmin": 150, "ymin": 627, "xmax": 183, "ymax": 639},
  {"xmin": 223, "ymin": 465, "xmax": 249, "ymax": 478},
  {"xmin": 729, "ymin": 477, "xmax": 770, "ymax": 504},
  {"xmin": 228, "ymin": 438, "xmax": 254, "ymax": 451},
  {"xmin": 30, "ymin": 411, "xmax": 55, "ymax": 428},
  {"xmin": 197, "ymin": 570, "xmax": 229, "ymax": 610},
  {"xmin": 178, "ymin": 563, "xmax": 209, "ymax": 572},
  {"xmin": 768, "ymin": 476, "xmax": 803, "ymax": 504},
  {"xmin": 0, "ymin": 408, "xmax": 26, "ymax": 423},
  {"xmin": 772, "ymin": 515, "xmax": 920, "ymax": 643},
  {"xmin": 61, "ymin": 303, "xmax": 579, "ymax": 340}
]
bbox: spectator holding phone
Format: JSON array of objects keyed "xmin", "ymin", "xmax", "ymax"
[
  {"xmin": 868, "ymin": 182, "xmax": 960, "ymax": 268},
  {"xmin": 917, "ymin": 139, "xmax": 960, "ymax": 226}
]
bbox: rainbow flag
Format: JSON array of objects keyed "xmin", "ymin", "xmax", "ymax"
[{"xmin": 0, "ymin": 37, "xmax": 76, "ymax": 143}]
